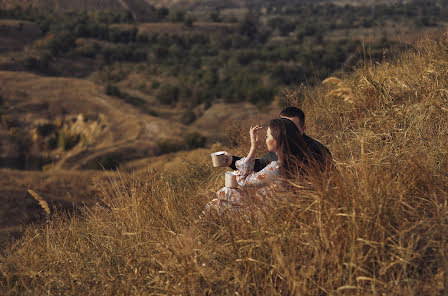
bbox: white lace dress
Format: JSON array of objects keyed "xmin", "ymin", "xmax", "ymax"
[{"xmin": 205, "ymin": 157, "xmax": 281, "ymax": 212}]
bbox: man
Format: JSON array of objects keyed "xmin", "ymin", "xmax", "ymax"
[{"xmin": 225, "ymin": 107, "xmax": 332, "ymax": 172}]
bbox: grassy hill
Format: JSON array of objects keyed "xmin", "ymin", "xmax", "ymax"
[
  {"xmin": 0, "ymin": 34, "xmax": 446, "ymax": 294},
  {"xmin": 0, "ymin": 68, "xmax": 279, "ymax": 244},
  {"xmin": 0, "ymin": 70, "xmax": 192, "ymax": 170}
]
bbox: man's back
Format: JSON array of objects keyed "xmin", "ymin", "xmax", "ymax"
[{"xmin": 303, "ymin": 134, "xmax": 332, "ymax": 170}]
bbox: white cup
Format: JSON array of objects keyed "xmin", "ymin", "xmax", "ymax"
[
  {"xmin": 225, "ymin": 172, "xmax": 238, "ymax": 188},
  {"xmin": 211, "ymin": 151, "xmax": 227, "ymax": 167}
]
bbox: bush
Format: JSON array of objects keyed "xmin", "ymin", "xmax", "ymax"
[
  {"xmin": 151, "ymin": 81, "xmax": 160, "ymax": 89},
  {"xmin": 103, "ymin": 44, "xmax": 147, "ymax": 64},
  {"xmin": 239, "ymin": 14, "xmax": 259, "ymax": 39},
  {"xmin": 156, "ymin": 139, "xmax": 180, "ymax": 154},
  {"xmin": 248, "ymin": 87, "xmax": 275, "ymax": 105},
  {"xmin": 44, "ymin": 31, "xmax": 76, "ymax": 56},
  {"xmin": 0, "ymin": 95, "xmax": 5, "ymax": 116},
  {"xmin": 37, "ymin": 123, "xmax": 57, "ymax": 137},
  {"xmin": 58, "ymin": 131, "xmax": 80, "ymax": 151},
  {"xmin": 75, "ymin": 42, "xmax": 99, "ymax": 58},
  {"xmin": 170, "ymin": 10, "xmax": 185, "ymax": 22},
  {"xmin": 108, "ymin": 27, "xmax": 138, "ymax": 43},
  {"xmin": 181, "ymin": 110, "xmax": 197, "ymax": 125},
  {"xmin": 184, "ymin": 132, "xmax": 207, "ymax": 149},
  {"xmin": 85, "ymin": 155, "xmax": 120, "ymax": 170},
  {"xmin": 105, "ymin": 84, "xmax": 121, "ymax": 97},
  {"xmin": 45, "ymin": 134, "xmax": 58, "ymax": 150},
  {"xmin": 156, "ymin": 85, "xmax": 179, "ymax": 105},
  {"xmin": 24, "ymin": 56, "xmax": 39, "ymax": 70},
  {"xmin": 184, "ymin": 16, "xmax": 194, "ymax": 27}
]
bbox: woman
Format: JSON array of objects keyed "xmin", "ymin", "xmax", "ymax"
[{"xmin": 205, "ymin": 118, "xmax": 312, "ymax": 213}]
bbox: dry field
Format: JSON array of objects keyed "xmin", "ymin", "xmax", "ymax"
[
  {"xmin": 0, "ymin": 70, "xmax": 189, "ymax": 170},
  {"xmin": 0, "ymin": 168, "xmax": 111, "ymax": 244},
  {"xmin": 0, "ymin": 35, "xmax": 447, "ymax": 295},
  {"xmin": 0, "ymin": 68, "xmax": 278, "ymax": 244}
]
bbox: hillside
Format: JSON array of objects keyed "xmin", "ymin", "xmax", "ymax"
[
  {"xmin": 0, "ymin": 0, "xmax": 404, "ymax": 11},
  {"xmin": 0, "ymin": 70, "xmax": 192, "ymax": 170},
  {"xmin": 0, "ymin": 69, "xmax": 279, "ymax": 244},
  {"xmin": 0, "ymin": 34, "xmax": 446, "ymax": 294}
]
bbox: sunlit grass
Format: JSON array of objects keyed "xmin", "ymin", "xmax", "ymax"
[{"xmin": 0, "ymin": 36, "xmax": 447, "ymax": 295}]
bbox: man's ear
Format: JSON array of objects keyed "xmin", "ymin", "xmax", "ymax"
[{"xmin": 301, "ymin": 124, "xmax": 306, "ymax": 135}]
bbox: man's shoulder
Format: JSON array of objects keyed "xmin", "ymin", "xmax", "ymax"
[
  {"xmin": 265, "ymin": 151, "xmax": 278, "ymax": 161},
  {"xmin": 303, "ymin": 134, "xmax": 331, "ymax": 156}
]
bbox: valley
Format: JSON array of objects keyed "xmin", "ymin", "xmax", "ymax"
[{"xmin": 0, "ymin": 0, "xmax": 446, "ymax": 243}]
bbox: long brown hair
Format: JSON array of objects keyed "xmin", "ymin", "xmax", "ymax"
[{"xmin": 269, "ymin": 118, "xmax": 311, "ymax": 178}]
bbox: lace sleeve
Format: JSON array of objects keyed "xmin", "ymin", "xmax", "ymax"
[{"xmin": 235, "ymin": 158, "xmax": 280, "ymax": 187}]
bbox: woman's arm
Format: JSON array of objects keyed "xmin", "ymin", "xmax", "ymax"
[
  {"xmin": 235, "ymin": 159, "xmax": 280, "ymax": 187},
  {"xmin": 225, "ymin": 125, "xmax": 263, "ymax": 169},
  {"xmin": 233, "ymin": 125, "xmax": 280, "ymax": 187},
  {"xmin": 247, "ymin": 125, "xmax": 262, "ymax": 161}
]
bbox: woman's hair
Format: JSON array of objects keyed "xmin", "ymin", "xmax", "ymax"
[{"xmin": 269, "ymin": 118, "xmax": 311, "ymax": 178}]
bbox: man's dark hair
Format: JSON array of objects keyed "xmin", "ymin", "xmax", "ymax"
[{"xmin": 280, "ymin": 107, "xmax": 305, "ymax": 128}]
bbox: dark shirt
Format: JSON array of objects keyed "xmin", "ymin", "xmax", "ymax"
[
  {"xmin": 229, "ymin": 133, "xmax": 332, "ymax": 172},
  {"xmin": 230, "ymin": 151, "xmax": 277, "ymax": 172},
  {"xmin": 303, "ymin": 134, "xmax": 332, "ymax": 170}
]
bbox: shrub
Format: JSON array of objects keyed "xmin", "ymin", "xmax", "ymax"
[
  {"xmin": 157, "ymin": 7, "xmax": 170, "ymax": 20},
  {"xmin": 108, "ymin": 27, "xmax": 138, "ymax": 43},
  {"xmin": 103, "ymin": 44, "xmax": 147, "ymax": 64},
  {"xmin": 151, "ymin": 81, "xmax": 160, "ymax": 89},
  {"xmin": 0, "ymin": 95, "xmax": 5, "ymax": 116},
  {"xmin": 248, "ymin": 86, "xmax": 275, "ymax": 105},
  {"xmin": 37, "ymin": 123, "xmax": 57, "ymax": 137},
  {"xmin": 184, "ymin": 132, "xmax": 207, "ymax": 149},
  {"xmin": 105, "ymin": 84, "xmax": 121, "ymax": 97},
  {"xmin": 184, "ymin": 16, "xmax": 194, "ymax": 27},
  {"xmin": 146, "ymin": 108, "xmax": 158, "ymax": 117},
  {"xmin": 44, "ymin": 31, "xmax": 76, "ymax": 55},
  {"xmin": 45, "ymin": 134, "xmax": 58, "ymax": 150},
  {"xmin": 170, "ymin": 10, "xmax": 185, "ymax": 22},
  {"xmin": 156, "ymin": 85, "xmax": 179, "ymax": 105},
  {"xmin": 156, "ymin": 139, "xmax": 180, "ymax": 154},
  {"xmin": 181, "ymin": 110, "xmax": 197, "ymax": 125},
  {"xmin": 57, "ymin": 130, "xmax": 80, "ymax": 150},
  {"xmin": 209, "ymin": 11, "xmax": 221, "ymax": 22},
  {"xmin": 24, "ymin": 56, "xmax": 39, "ymax": 70},
  {"xmin": 239, "ymin": 14, "xmax": 259, "ymax": 39},
  {"xmin": 85, "ymin": 155, "xmax": 120, "ymax": 170},
  {"xmin": 9, "ymin": 128, "xmax": 32, "ymax": 152},
  {"xmin": 75, "ymin": 42, "xmax": 99, "ymax": 58}
]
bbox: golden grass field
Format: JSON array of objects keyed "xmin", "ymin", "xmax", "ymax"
[{"xmin": 0, "ymin": 35, "xmax": 447, "ymax": 295}]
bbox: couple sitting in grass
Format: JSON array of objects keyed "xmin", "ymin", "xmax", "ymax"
[{"xmin": 205, "ymin": 107, "xmax": 332, "ymax": 212}]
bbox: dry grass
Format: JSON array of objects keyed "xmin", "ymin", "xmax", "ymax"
[
  {"xmin": 0, "ymin": 71, "xmax": 188, "ymax": 170},
  {"xmin": 27, "ymin": 190, "xmax": 51, "ymax": 216},
  {"xmin": 1, "ymin": 36, "xmax": 448, "ymax": 295}
]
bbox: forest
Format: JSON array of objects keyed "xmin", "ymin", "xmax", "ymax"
[{"xmin": 1, "ymin": 0, "xmax": 446, "ymax": 107}]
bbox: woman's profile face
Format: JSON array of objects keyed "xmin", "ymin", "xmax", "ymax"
[{"xmin": 266, "ymin": 127, "xmax": 277, "ymax": 152}]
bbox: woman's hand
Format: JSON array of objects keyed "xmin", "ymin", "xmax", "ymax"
[
  {"xmin": 250, "ymin": 125, "xmax": 263, "ymax": 149},
  {"xmin": 248, "ymin": 125, "xmax": 262, "ymax": 161}
]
